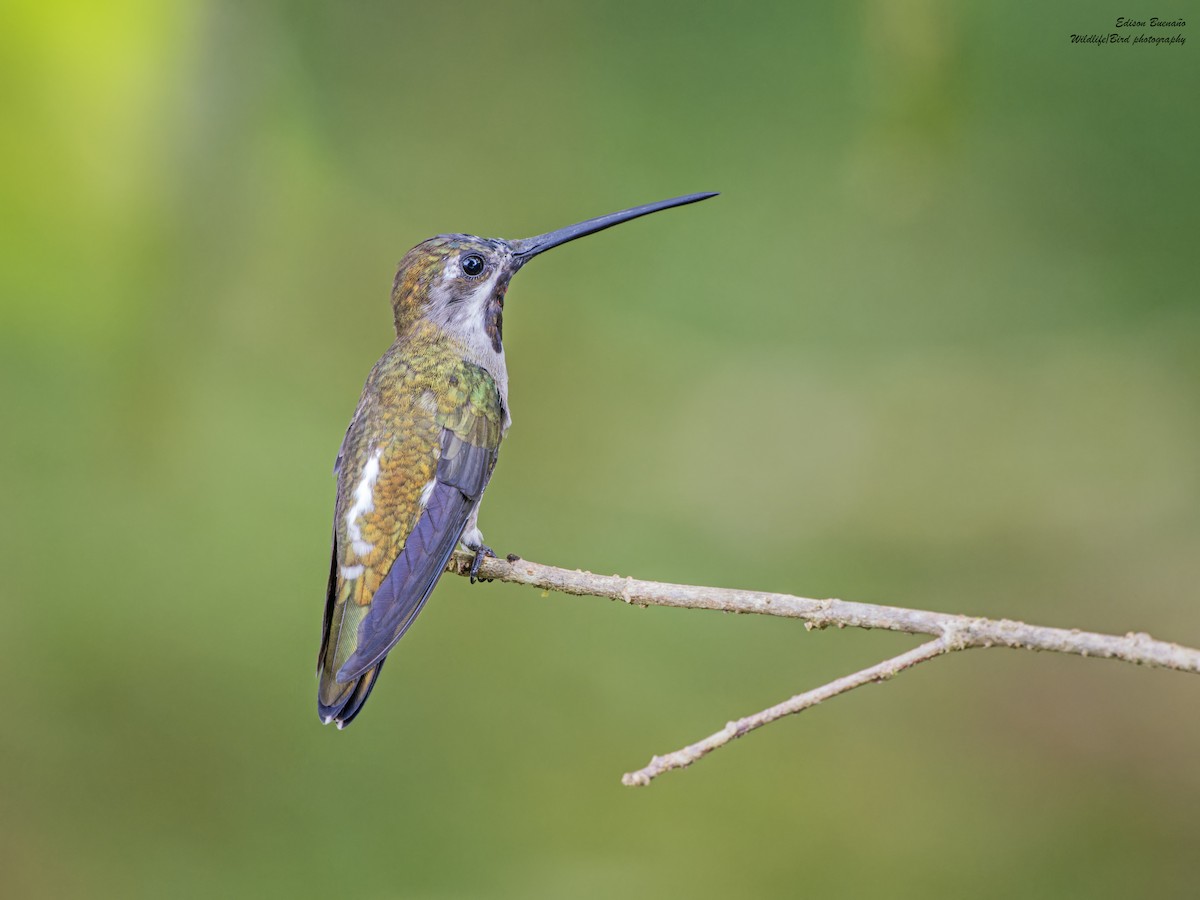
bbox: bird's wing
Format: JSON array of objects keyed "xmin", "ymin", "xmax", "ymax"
[{"xmin": 318, "ymin": 355, "xmax": 502, "ymax": 718}]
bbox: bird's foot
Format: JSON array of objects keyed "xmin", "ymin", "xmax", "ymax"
[{"xmin": 469, "ymin": 545, "xmax": 496, "ymax": 584}]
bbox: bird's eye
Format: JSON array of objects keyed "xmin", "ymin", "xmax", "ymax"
[{"xmin": 461, "ymin": 254, "xmax": 485, "ymax": 277}]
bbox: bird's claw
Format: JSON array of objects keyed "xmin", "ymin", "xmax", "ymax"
[{"xmin": 469, "ymin": 545, "xmax": 496, "ymax": 584}]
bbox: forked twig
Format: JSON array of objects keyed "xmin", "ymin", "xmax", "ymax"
[{"xmin": 447, "ymin": 552, "xmax": 1200, "ymax": 785}]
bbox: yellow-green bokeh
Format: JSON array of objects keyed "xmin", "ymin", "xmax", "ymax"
[{"xmin": 2, "ymin": 1, "xmax": 1198, "ymax": 897}]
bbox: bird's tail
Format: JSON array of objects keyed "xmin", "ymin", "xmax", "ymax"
[{"xmin": 318, "ymin": 659, "xmax": 386, "ymax": 729}]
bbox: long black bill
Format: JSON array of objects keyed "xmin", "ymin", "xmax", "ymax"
[{"xmin": 510, "ymin": 192, "xmax": 718, "ymax": 261}]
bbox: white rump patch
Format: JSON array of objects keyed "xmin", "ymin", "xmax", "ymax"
[
  {"xmin": 419, "ymin": 478, "xmax": 437, "ymax": 508},
  {"xmin": 345, "ymin": 448, "xmax": 383, "ymax": 558},
  {"xmin": 340, "ymin": 564, "xmax": 364, "ymax": 580}
]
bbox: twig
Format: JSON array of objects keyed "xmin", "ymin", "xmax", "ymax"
[
  {"xmin": 622, "ymin": 633, "xmax": 958, "ymax": 786},
  {"xmin": 446, "ymin": 551, "xmax": 1200, "ymax": 784}
]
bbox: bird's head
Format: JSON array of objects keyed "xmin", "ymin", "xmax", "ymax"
[{"xmin": 388, "ymin": 193, "xmax": 718, "ymax": 352}]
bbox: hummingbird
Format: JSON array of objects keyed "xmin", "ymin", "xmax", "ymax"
[{"xmin": 317, "ymin": 191, "xmax": 718, "ymax": 728}]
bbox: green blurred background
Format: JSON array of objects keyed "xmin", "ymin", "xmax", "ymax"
[{"xmin": 3, "ymin": 1, "xmax": 1198, "ymax": 897}]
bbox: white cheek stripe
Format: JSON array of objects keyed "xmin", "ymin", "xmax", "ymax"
[
  {"xmin": 345, "ymin": 448, "xmax": 383, "ymax": 559},
  {"xmin": 468, "ymin": 270, "xmax": 501, "ymax": 307}
]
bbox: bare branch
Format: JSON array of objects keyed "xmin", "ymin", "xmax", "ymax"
[
  {"xmin": 447, "ymin": 551, "xmax": 1200, "ymax": 784},
  {"xmin": 449, "ymin": 551, "xmax": 1200, "ymax": 672}
]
